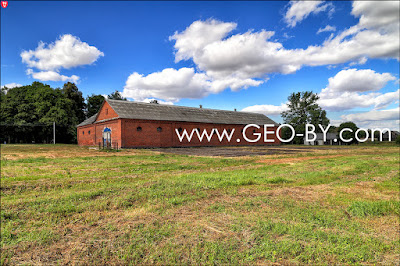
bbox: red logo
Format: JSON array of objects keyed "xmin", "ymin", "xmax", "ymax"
[{"xmin": 1, "ymin": 1, "xmax": 8, "ymax": 8}]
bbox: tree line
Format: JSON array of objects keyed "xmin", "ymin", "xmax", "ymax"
[
  {"xmin": 1, "ymin": 82, "xmax": 383, "ymax": 145},
  {"xmin": 0, "ymin": 82, "xmax": 125, "ymax": 144}
]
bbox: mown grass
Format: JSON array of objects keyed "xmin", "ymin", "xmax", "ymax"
[
  {"xmin": 348, "ymin": 200, "xmax": 399, "ymax": 217},
  {"xmin": 1, "ymin": 144, "xmax": 399, "ymax": 264}
]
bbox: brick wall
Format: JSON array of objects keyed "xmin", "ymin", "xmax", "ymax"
[
  {"xmin": 78, "ymin": 118, "xmax": 280, "ymax": 148},
  {"xmin": 119, "ymin": 119, "xmax": 280, "ymax": 147},
  {"xmin": 77, "ymin": 120, "xmax": 122, "ymax": 147},
  {"xmin": 77, "ymin": 125, "xmax": 96, "ymax": 146},
  {"xmin": 94, "ymin": 120, "xmax": 122, "ymax": 147},
  {"xmin": 96, "ymin": 101, "xmax": 119, "ymax": 121}
]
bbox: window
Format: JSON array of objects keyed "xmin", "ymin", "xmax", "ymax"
[
  {"xmin": 82, "ymin": 131, "xmax": 85, "ymax": 135},
  {"xmin": 157, "ymin": 127, "xmax": 162, "ymax": 132},
  {"xmin": 88, "ymin": 130, "xmax": 91, "ymax": 135},
  {"xmin": 137, "ymin": 126, "xmax": 142, "ymax": 132},
  {"xmin": 105, "ymin": 108, "xmax": 108, "ymax": 115}
]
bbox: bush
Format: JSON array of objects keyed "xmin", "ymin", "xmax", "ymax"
[{"xmin": 396, "ymin": 135, "xmax": 400, "ymax": 145}]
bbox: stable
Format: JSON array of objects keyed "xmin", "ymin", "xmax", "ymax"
[
  {"xmin": 303, "ymin": 133, "xmax": 343, "ymax": 145},
  {"xmin": 77, "ymin": 99, "xmax": 280, "ymax": 148}
]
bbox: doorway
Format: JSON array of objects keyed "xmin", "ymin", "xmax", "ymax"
[{"xmin": 103, "ymin": 127, "xmax": 111, "ymax": 148}]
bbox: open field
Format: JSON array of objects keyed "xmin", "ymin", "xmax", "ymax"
[{"xmin": 1, "ymin": 144, "xmax": 399, "ymax": 264}]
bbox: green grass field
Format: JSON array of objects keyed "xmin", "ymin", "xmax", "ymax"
[{"xmin": 1, "ymin": 144, "xmax": 399, "ymax": 264}]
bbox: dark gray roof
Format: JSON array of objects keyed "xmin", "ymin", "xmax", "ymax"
[
  {"xmin": 77, "ymin": 114, "xmax": 97, "ymax": 127},
  {"xmin": 383, "ymin": 131, "xmax": 400, "ymax": 137},
  {"xmin": 77, "ymin": 99, "xmax": 278, "ymax": 127},
  {"xmin": 317, "ymin": 133, "xmax": 337, "ymax": 140}
]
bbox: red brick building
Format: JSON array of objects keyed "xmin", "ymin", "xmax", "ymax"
[{"xmin": 77, "ymin": 99, "xmax": 280, "ymax": 148}]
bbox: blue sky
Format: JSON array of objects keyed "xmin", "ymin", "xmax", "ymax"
[{"xmin": 1, "ymin": 1, "xmax": 399, "ymax": 129}]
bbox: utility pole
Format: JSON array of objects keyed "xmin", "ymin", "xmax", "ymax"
[{"xmin": 53, "ymin": 122, "xmax": 56, "ymax": 144}]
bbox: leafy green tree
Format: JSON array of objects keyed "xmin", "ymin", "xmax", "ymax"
[
  {"xmin": 62, "ymin": 82, "xmax": 86, "ymax": 123},
  {"xmin": 329, "ymin": 125, "xmax": 338, "ymax": 133},
  {"xmin": 108, "ymin": 90, "xmax": 127, "ymax": 101},
  {"xmin": 281, "ymin": 91, "xmax": 330, "ymax": 144},
  {"xmin": 0, "ymin": 82, "xmax": 86, "ymax": 144},
  {"xmin": 0, "ymin": 86, "xmax": 7, "ymax": 101},
  {"xmin": 338, "ymin": 122, "xmax": 359, "ymax": 144},
  {"xmin": 86, "ymin": 94, "xmax": 105, "ymax": 117}
]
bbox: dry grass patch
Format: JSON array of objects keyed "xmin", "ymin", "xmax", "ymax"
[
  {"xmin": 256, "ymin": 154, "xmax": 344, "ymax": 165},
  {"xmin": 339, "ymin": 181, "xmax": 399, "ymax": 201}
]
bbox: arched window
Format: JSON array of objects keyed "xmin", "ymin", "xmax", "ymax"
[
  {"xmin": 88, "ymin": 130, "xmax": 91, "ymax": 135},
  {"xmin": 82, "ymin": 131, "xmax": 85, "ymax": 135},
  {"xmin": 157, "ymin": 127, "xmax": 162, "ymax": 132},
  {"xmin": 137, "ymin": 126, "xmax": 142, "ymax": 132}
]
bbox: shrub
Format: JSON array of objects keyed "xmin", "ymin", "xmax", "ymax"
[{"xmin": 396, "ymin": 135, "xmax": 400, "ymax": 145}]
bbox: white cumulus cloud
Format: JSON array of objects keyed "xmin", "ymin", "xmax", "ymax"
[
  {"xmin": 317, "ymin": 25, "xmax": 336, "ymax": 34},
  {"xmin": 325, "ymin": 68, "xmax": 395, "ymax": 93},
  {"xmin": 169, "ymin": 1, "xmax": 398, "ymax": 85},
  {"xmin": 169, "ymin": 19, "xmax": 237, "ymax": 63},
  {"xmin": 21, "ymin": 34, "xmax": 103, "ymax": 84},
  {"xmin": 352, "ymin": 1, "xmax": 400, "ymax": 32},
  {"xmin": 341, "ymin": 107, "xmax": 399, "ymax": 122},
  {"xmin": 26, "ymin": 69, "xmax": 80, "ymax": 83},
  {"xmin": 319, "ymin": 90, "xmax": 399, "ymax": 111},
  {"xmin": 21, "ymin": 34, "xmax": 104, "ymax": 71},
  {"xmin": 122, "ymin": 68, "xmax": 212, "ymax": 102},
  {"xmin": 122, "ymin": 67, "xmax": 265, "ymax": 102},
  {"xmin": 141, "ymin": 98, "xmax": 174, "ymax": 105},
  {"xmin": 123, "ymin": 1, "xmax": 399, "ymax": 104},
  {"xmin": 1, "ymin": 83, "xmax": 22, "ymax": 89},
  {"xmin": 241, "ymin": 103, "xmax": 289, "ymax": 116},
  {"xmin": 318, "ymin": 68, "xmax": 398, "ymax": 111},
  {"xmin": 243, "ymin": 68, "xmax": 399, "ymax": 117},
  {"xmin": 337, "ymin": 107, "xmax": 400, "ymax": 131},
  {"xmin": 284, "ymin": 1, "xmax": 334, "ymax": 28}
]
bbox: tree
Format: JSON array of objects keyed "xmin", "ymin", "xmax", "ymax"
[
  {"xmin": 86, "ymin": 94, "xmax": 105, "ymax": 117},
  {"xmin": 338, "ymin": 122, "xmax": 359, "ymax": 144},
  {"xmin": 62, "ymin": 82, "xmax": 86, "ymax": 123},
  {"xmin": 329, "ymin": 125, "xmax": 338, "ymax": 133},
  {"xmin": 108, "ymin": 90, "xmax": 127, "ymax": 101},
  {"xmin": 281, "ymin": 91, "xmax": 330, "ymax": 144},
  {"xmin": 149, "ymin": 99, "xmax": 159, "ymax": 104},
  {"xmin": 0, "ymin": 82, "xmax": 86, "ymax": 144}
]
